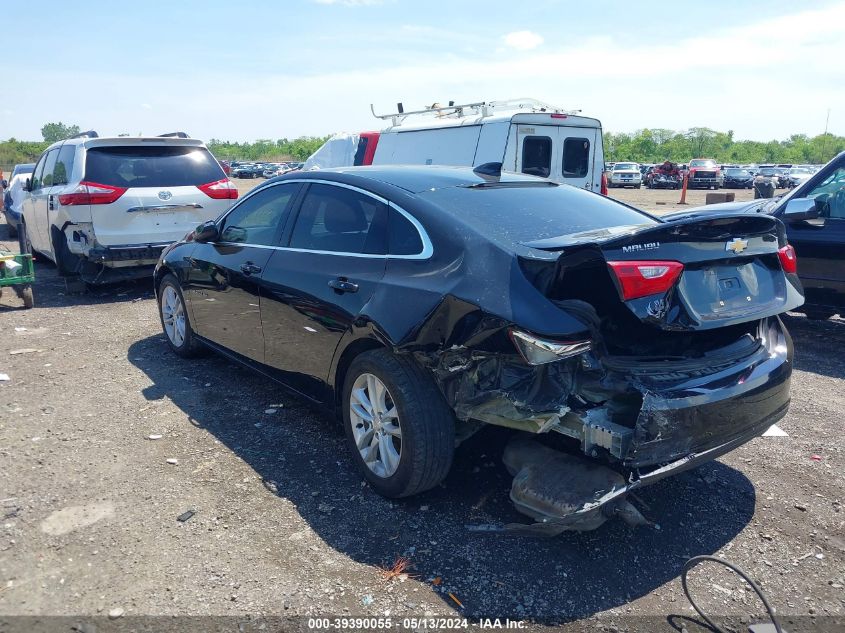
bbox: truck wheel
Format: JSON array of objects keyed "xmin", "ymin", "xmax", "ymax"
[{"xmin": 343, "ymin": 349, "xmax": 454, "ymax": 498}]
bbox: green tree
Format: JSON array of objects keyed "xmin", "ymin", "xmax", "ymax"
[{"xmin": 40, "ymin": 122, "xmax": 81, "ymax": 144}]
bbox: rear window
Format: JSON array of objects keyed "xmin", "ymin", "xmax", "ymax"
[
  {"xmin": 84, "ymin": 146, "xmax": 224, "ymax": 188},
  {"xmin": 563, "ymin": 138, "xmax": 590, "ymax": 178},
  {"xmin": 420, "ymin": 184, "xmax": 657, "ymax": 245}
]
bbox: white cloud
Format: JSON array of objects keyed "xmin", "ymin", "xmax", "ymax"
[
  {"xmin": 141, "ymin": 103, "xmax": 152, "ymax": 110},
  {"xmin": 8, "ymin": 3, "xmax": 845, "ymax": 142},
  {"xmin": 502, "ymin": 30, "xmax": 544, "ymax": 51}
]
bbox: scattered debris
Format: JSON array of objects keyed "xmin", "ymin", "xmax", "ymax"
[
  {"xmin": 0, "ymin": 374, "xmax": 10, "ymax": 382},
  {"xmin": 794, "ymin": 503, "xmax": 808, "ymax": 512},
  {"xmin": 264, "ymin": 409, "xmax": 277, "ymax": 414},
  {"xmin": 431, "ymin": 577, "xmax": 442, "ymax": 586},
  {"xmin": 361, "ymin": 595, "xmax": 374, "ymax": 606},
  {"xmin": 762, "ymin": 424, "xmax": 788, "ymax": 437},
  {"xmin": 14, "ymin": 327, "xmax": 27, "ymax": 332},
  {"xmin": 448, "ymin": 592, "xmax": 464, "ymax": 609},
  {"xmin": 815, "ymin": 553, "xmax": 825, "ymax": 560},
  {"xmin": 810, "ymin": 454, "xmax": 823, "ymax": 461},
  {"xmin": 147, "ymin": 434, "xmax": 163, "ymax": 440},
  {"xmin": 177, "ymin": 510, "xmax": 196, "ymax": 523},
  {"xmin": 108, "ymin": 607, "xmax": 125, "ymax": 619},
  {"xmin": 166, "ymin": 458, "xmax": 179, "ymax": 465},
  {"xmin": 317, "ymin": 503, "xmax": 335, "ymax": 514},
  {"xmin": 9, "ymin": 348, "xmax": 43, "ymax": 355},
  {"xmin": 378, "ymin": 556, "xmax": 413, "ymax": 581}
]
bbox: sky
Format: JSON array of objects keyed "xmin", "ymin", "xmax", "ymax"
[{"xmin": 3, "ymin": 0, "xmax": 844, "ymax": 143}]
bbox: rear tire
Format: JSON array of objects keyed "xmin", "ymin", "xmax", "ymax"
[
  {"xmin": 342, "ymin": 349, "xmax": 454, "ymax": 498},
  {"xmin": 158, "ymin": 274, "xmax": 204, "ymax": 358}
]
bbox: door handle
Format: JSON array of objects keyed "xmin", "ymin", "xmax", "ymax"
[
  {"xmin": 240, "ymin": 262, "xmax": 262, "ymax": 275},
  {"xmin": 328, "ymin": 277, "xmax": 359, "ymax": 293},
  {"xmin": 48, "ymin": 195, "xmax": 55, "ymax": 210}
]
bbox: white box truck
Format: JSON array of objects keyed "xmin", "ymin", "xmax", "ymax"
[{"xmin": 304, "ymin": 99, "xmax": 607, "ymax": 194}]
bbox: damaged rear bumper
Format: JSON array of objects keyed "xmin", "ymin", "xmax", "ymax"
[
  {"xmin": 441, "ymin": 317, "xmax": 793, "ymax": 533},
  {"xmin": 475, "ymin": 415, "xmax": 780, "ymax": 535}
]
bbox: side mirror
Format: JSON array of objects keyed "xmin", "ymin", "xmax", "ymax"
[
  {"xmin": 1, "ymin": 179, "xmax": 7, "ymax": 189},
  {"xmin": 783, "ymin": 197, "xmax": 820, "ymax": 222},
  {"xmin": 193, "ymin": 220, "xmax": 219, "ymax": 243},
  {"xmin": 24, "ymin": 178, "xmax": 31, "ymax": 192}
]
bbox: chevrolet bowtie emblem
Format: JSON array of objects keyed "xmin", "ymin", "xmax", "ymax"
[{"xmin": 726, "ymin": 238, "xmax": 748, "ymax": 254}]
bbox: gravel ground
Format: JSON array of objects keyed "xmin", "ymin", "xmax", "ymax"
[{"xmin": 0, "ymin": 184, "xmax": 842, "ymax": 632}]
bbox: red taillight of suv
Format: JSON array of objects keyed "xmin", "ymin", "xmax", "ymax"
[
  {"xmin": 198, "ymin": 178, "xmax": 238, "ymax": 200},
  {"xmin": 607, "ymin": 260, "xmax": 684, "ymax": 300},
  {"xmin": 778, "ymin": 244, "xmax": 798, "ymax": 274},
  {"xmin": 58, "ymin": 181, "xmax": 127, "ymax": 206}
]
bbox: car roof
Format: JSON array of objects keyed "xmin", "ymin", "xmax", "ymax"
[{"xmin": 276, "ymin": 165, "xmax": 546, "ymax": 194}]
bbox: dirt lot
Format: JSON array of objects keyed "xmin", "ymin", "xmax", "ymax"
[{"xmin": 0, "ymin": 183, "xmax": 842, "ymax": 632}]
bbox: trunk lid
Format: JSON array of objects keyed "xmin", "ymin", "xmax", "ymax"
[
  {"xmin": 89, "ymin": 185, "xmax": 225, "ymax": 246},
  {"xmin": 525, "ymin": 214, "xmax": 805, "ymax": 331},
  {"xmin": 80, "ymin": 143, "xmax": 233, "ymax": 247}
]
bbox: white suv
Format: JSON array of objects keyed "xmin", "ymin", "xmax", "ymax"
[{"xmin": 21, "ymin": 132, "xmax": 237, "ymax": 284}]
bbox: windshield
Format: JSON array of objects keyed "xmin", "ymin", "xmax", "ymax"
[
  {"xmin": 613, "ymin": 163, "xmax": 638, "ymax": 171},
  {"xmin": 689, "ymin": 159, "xmax": 717, "ymax": 168},
  {"xmin": 790, "ymin": 168, "xmax": 811, "ymax": 175},
  {"xmin": 727, "ymin": 169, "xmax": 749, "ymax": 176}
]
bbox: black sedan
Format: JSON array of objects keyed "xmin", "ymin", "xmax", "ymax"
[
  {"xmin": 682, "ymin": 151, "xmax": 845, "ymax": 320},
  {"xmin": 722, "ymin": 168, "xmax": 754, "ymax": 189},
  {"xmin": 154, "ymin": 166, "xmax": 803, "ymax": 533}
]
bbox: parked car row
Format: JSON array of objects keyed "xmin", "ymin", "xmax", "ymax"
[
  {"xmin": 228, "ymin": 161, "xmax": 304, "ymax": 179},
  {"xmin": 605, "ymin": 161, "xmax": 823, "ymax": 191}
]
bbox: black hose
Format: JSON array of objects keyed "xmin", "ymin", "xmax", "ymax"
[{"xmin": 681, "ymin": 555, "xmax": 783, "ymax": 633}]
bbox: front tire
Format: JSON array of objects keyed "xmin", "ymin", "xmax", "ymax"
[
  {"xmin": 158, "ymin": 274, "xmax": 203, "ymax": 358},
  {"xmin": 343, "ymin": 349, "xmax": 454, "ymax": 498}
]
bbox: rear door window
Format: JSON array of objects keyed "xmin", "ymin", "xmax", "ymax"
[
  {"xmin": 84, "ymin": 146, "xmax": 225, "ymax": 188},
  {"xmin": 521, "ymin": 136, "xmax": 552, "ymax": 178},
  {"xmin": 220, "ymin": 184, "xmax": 298, "ymax": 246},
  {"xmin": 563, "ymin": 138, "xmax": 590, "ymax": 178},
  {"xmin": 53, "ymin": 144, "xmax": 76, "ymax": 186},
  {"xmin": 39, "ymin": 149, "xmax": 61, "ymax": 188},
  {"xmin": 289, "ymin": 184, "xmax": 387, "ymax": 255}
]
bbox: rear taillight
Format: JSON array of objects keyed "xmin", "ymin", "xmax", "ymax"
[
  {"xmin": 778, "ymin": 244, "xmax": 797, "ymax": 274},
  {"xmin": 57, "ymin": 181, "xmax": 127, "ymax": 206},
  {"xmin": 600, "ymin": 172, "xmax": 608, "ymax": 196},
  {"xmin": 607, "ymin": 260, "xmax": 684, "ymax": 300},
  {"xmin": 198, "ymin": 178, "xmax": 238, "ymax": 200}
]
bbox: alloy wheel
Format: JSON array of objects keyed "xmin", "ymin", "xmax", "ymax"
[
  {"xmin": 349, "ymin": 373, "xmax": 402, "ymax": 478},
  {"xmin": 161, "ymin": 285, "xmax": 186, "ymax": 347}
]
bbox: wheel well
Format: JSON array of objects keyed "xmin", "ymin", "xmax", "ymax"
[
  {"xmin": 153, "ymin": 266, "xmax": 173, "ymax": 297},
  {"xmin": 333, "ymin": 337, "xmax": 386, "ymax": 410}
]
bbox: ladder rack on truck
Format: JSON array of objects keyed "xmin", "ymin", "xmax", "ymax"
[{"xmin": 370, "ymin": 98, "xmax": 581, "ymax": 127}]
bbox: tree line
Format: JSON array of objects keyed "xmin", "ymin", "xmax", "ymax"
[
  {"xmin": 605, "ymin": 127, "xmax": 844, "ymax": 165},
  {"xmin": 2, "ymin": 121, "xmax": 843, "ymax": 170}
]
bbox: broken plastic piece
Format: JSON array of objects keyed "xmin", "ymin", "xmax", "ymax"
[{"xmin": 176, "ymin": 510, "xmax": 195, "ymax": 522}]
